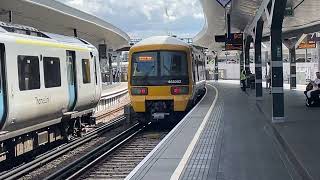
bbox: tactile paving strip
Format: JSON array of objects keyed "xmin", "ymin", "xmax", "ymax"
[{"xmin": 180, "ymin": 97, "xmax": 224, "ymax": 180}]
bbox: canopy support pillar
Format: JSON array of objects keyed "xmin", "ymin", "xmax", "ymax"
[
  {"xmin": 254, "ymin": 19, "xmax": 264, "ymax": 98},
  {"xmin": 270, "ymin": 0, "xmax": 287, "ymax": 123}
]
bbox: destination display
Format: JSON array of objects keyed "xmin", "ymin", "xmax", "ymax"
[
  {"xmin": 225, "ymin": 33, "xmax": 243, "ymax": 51},
  {"xmin": 138, "ymin": 56, "xmax": 154, "ymax": 61},
  {"xmin": 298, "ymin": 34, "xmax": 316, "ymax": 49}
]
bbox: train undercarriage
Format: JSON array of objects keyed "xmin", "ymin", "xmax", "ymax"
[
  {"xmin": 125, "ymin": 88, "xmax": 206, "ymax": 125},
  {"xmin": 0, "ymin": 110, "xmax": 96, "ymax": 165}
]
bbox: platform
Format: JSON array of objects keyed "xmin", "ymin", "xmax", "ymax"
[
  {"xmin": 101, "ymin": 82, "xmax": 128, "ymax": 97},
  {"xmin": 126, "ymin": 81, "xmax": 320, "ymax": 180}
]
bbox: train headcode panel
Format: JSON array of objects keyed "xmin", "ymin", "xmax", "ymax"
[{"xmin": 138, "ymin": 56, "xmax": 154, "ymax": 61}]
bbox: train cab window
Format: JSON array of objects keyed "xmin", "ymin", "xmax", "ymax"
[
  {"xmin": 43, "ymin": 57, "xmax": 61, "ymax": 88},
  {"xmin": 17, "ymin": 55, "xmax": 40, "ymax": 91},
  {"xmin": 82, "ymin": 59, "xmax": 91, "ymax": 84},
  {"xmin": 132, "ymin": 52, "xmax": 158, "ymax": 77},
  {"xmin": 160, "ymin": 51, "xmax": 188, "ymax": 77}
]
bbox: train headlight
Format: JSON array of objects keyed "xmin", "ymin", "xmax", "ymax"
[
  {"xmin": 171, "ymin": 86, "xmax": 189, "ymax": 95},
  {"xmin": 131, "ymin": 87, "xmax": 148, "ymax": 95}
]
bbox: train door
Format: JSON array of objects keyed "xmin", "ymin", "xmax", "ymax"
[
  {"xmin": 66, "ymin": 50, "xmax": 77, "ymax": 111},
  {"xmin": 0, "ymin": 44, "xmax": 7, "ymax": 128},
  {"xmin": 196, "ymin": 55, "xmax": 200, "ymax": 81},
  {"xmin": 93, "ymin": 55, "xmax": 99, "ymax": 101},
  {"xmin": 192, "ymin": 54, "xmax": 196, "ymax": 84}
]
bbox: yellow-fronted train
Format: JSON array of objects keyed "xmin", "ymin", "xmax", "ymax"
[{"xmin": 126, "ymin": 36, "xmax": 206, "ymax": 124}]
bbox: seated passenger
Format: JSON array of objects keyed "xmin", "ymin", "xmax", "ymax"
[{"xmin": 305, "ymin": 72, "xmax": 320, "ymax": 106}]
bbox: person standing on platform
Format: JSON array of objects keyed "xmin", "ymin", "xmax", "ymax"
[
  {"xmin": 266, "ymin": 62, "xmax": 271, "ymax": 94},
  {"xmin": 240, "ymin": 69, "xmax": 247, "ymax": 92},
  {"xmin": 305, "ymin": 72, "xmax": 320, "ymax": 106}
]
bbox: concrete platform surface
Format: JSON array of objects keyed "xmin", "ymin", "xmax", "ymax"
[
  {"xmin": 126, "ymin": 82, "xmax": 307, "ymax": 180},
  {"xmin": 254, "ymin": 85, "xmax": 320, "ymax": 180}
]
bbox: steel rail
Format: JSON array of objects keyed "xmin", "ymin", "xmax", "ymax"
[
  {"xmin": 45, "ymin": 123, "xmax": 144, "ymax": 180},
  {"xmin": 0, "ymin": 116, "xmax": 127, "ymax": 180}
]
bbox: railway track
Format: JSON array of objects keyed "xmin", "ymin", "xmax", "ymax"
[
  {"xmin": 0, "ymin": 115, "xmax": 128, "ymax": 180},
  {"xmin": 79, "ymin": 131, "xmax": 165, "ymax": 180},
  {"xmin": 1, "ymin": 109, "xmax": 183, "ymax": 180},
  {"xmin": 46, "ymin": 122, "xmax": 174, "ymax": 180},
  {"xmin": 45, "ymin": 122, "xmax": 145, "ymax": 180}
]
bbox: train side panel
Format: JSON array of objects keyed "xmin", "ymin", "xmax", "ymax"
[
  {"xmin": 2, "ymin": 41, "xmax": 68, "ymax": 132},
  {"xmin": 0, "ymin": 29, "xmax": 102, "ymax": 161}
]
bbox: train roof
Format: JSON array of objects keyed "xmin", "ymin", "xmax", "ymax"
[
  {"xmin": 0, "ymin": 21, "xmax": 94, "ymax": 48},
  {"xmin": 132, "ymin": 36, "xmax": 191, "ymax": 48}
]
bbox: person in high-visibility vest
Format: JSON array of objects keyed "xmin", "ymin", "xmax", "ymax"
[{"xmin": 240, "ymin": 69, "xmax": 247, "ymax": 91}]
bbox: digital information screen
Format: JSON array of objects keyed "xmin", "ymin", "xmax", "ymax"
[
  {"xmin": 298, "ymin": 34, "xmax": 316, "ymax": 49},
  {"xmin": 225, "ymin": 33, "xmax": 243, "ymax": 51}
]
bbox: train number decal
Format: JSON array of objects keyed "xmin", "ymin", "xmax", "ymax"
[{"xmin": 168, "ymin": 80, "xmax": 182, "ymax": 84}]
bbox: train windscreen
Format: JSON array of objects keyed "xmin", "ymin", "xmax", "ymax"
[{"xmin": 131, "ymin": 51, "xmax": 189, "ymax": 86}]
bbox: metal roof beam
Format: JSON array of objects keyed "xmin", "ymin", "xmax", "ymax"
[{"xmin": 244, "ymin": 0, "xmax": 274, "ymax": 35}]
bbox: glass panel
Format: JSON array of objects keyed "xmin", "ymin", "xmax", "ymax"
[
  {"xmin": 82, "ymin": 59, "xmax": 91, "ymax": 84},
  {"xmin": 43, "ymin": 57, "xmax": 61, "ymax": 88},
  {"xmin": 0, "ymin": 49, "xmax": 2, "ymax": 93},
  {"xmin": 160, "ymin": 51, "xmax": 188, "ymax": 77},
  {"xmin": 132, "ymin": 52, "xmax": 158, "ymax": 77},
  {"xmin": 17, "ymin": 55, "xmax": 40, "ymax": 91},
  {"xmin": 131, "ymin": 51, "xmax": 189, "ymax": 86},
  {"xmin": 94, "ymin": 56, "xmax": 98, "ymax": 85},
  {"xmin": 67, "ymin": 55, "xmax": 74, "ymax": 85}
]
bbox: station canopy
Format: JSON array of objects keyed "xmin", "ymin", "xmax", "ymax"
[
  {"xmin": 194, "ymin": 0, "xmax": 320, "ymax": 51},
  {"xmin": 0, "ymin": 0, "xmax": 130, "ymax": 50}
]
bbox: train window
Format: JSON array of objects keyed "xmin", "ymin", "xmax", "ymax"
[
  {"xmin": 0, "ymin": 47, "xmax": 2, "ymax": 92},
  {"xmin": 66, "ymin": 51, "xmax": 76, "ymax": 86},
  {"xmin": 94, "ymin": 56, "xmax": 98, "ymax": 85},
  {"xmin": 132, "ymin": 52, "xmax": 158, "ymax": 77},
  {"xmin": 196, "ymin": 60, "xmax": 200, "ymax": 81},
  {"xmin": 43, "ymin": 57, "xmax": 61, "ymax": 88},
  {"xmin": 82, "ymin": 59, "xmax": 91, "ymax": 84},
  {"xmin": 160, "ymin": 51, "xmax": 188, "ymax": 77},
  {"xmin": 17, "ymin": 55, "xmax": 40, "ymax": 91}
]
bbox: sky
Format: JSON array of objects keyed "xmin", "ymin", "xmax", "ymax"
[{"xmin": 58, "ymin": 0, "xmax": 205, "ymax": 39}]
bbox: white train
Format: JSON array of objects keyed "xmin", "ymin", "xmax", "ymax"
[{"xmin": 0, "ymin": 22, "xmax": 102, "ymax": 162}]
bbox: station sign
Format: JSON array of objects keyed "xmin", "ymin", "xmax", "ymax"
[
  {"xmin": 298, "ymin": 34, "xmax": 316, "ymax": 49},
  {"xmin": 215, "ymin": 35, "xmax": 226, "ymax": 43},
  {"xmin": 98, "ymin": 44, "xmax": 107, "ymax": 59},
  {"xmin": 225, "ymin": 33, "xmax": 243, "ymax": 51},
  {"xmin": 216, "ymin": 0, "xmax": 232, "ymax": 8}
]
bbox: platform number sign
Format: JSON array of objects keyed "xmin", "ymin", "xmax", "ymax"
[{"xmin": 216, "ymin": 0, "xmax": 232, "ymax": 8}]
